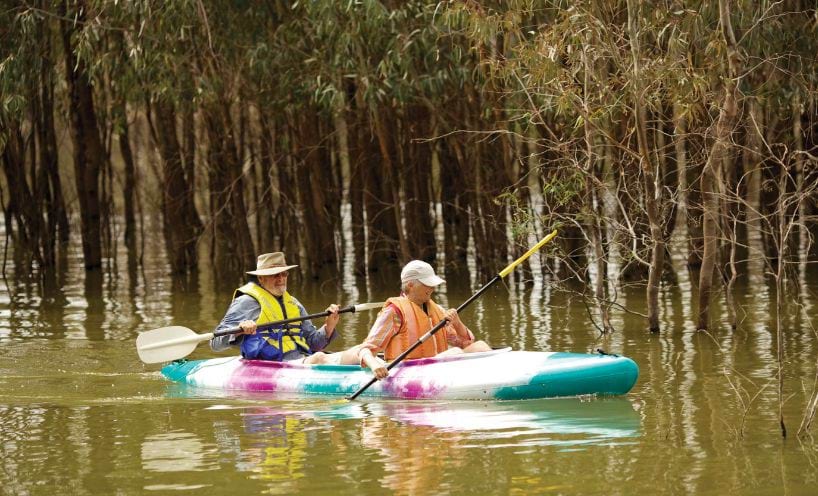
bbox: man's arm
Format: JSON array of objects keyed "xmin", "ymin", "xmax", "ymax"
[
  {"xmin": 442, "ymin": 308, "xmax": 475, "ymax": 348},
  {"xmin": 293, "ymin": 299, "xmax": 338, "ymax": 351},
  {"xmin": 210, "ymin": 295, "xmax": 261, "ymax": 352},
  {"xmin": 358, "ymin": 305, "xmax": 401, "ymax": 357},
  {"xmin": 353, "ymin": 305, "xmax": 402, "ymax": 377}
]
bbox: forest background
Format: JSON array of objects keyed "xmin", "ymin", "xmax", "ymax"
[{"xmin": 1, "ymin": 0, "xmax": 817, "ymax": 345}]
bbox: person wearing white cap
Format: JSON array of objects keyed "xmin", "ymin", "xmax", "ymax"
[
  {"xmin": 210, "ymin": 252, "xmax": 341, "ymax": 364},
  {"xmin": 335, "ymin": 259, "xmax": 491, "ymax": 378}
]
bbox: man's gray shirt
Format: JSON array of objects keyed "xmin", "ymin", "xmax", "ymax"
[{"xmin": 209, "ymin": 293, "xmax": 335, "ymax": 361}]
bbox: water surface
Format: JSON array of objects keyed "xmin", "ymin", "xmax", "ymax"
[{"xmin": 1, "ymin": 233, "xmax": 817, "ymax": 495}]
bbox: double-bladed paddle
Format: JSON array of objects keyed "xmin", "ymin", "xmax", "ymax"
[
  {"xmin": 347, "ymin": 229, "xmax": 558, "ymax": 400},
  {"xmin": 136, "ymin": 301, "xmax": 384, "ymax": 364}
]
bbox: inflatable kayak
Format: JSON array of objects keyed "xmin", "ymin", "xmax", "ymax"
[{"xmin": 160, "ymin": 348, "xmax": 638, "ymax": 400}]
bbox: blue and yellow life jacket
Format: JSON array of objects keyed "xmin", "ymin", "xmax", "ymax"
[{"xmin": 236, "ymin": 283, "xmax": 312, "ymax": 361}]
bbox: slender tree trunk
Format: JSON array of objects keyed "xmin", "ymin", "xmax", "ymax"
[
  {"xmin": 333, "ymin": 91, "xmax": 361, "ymax": 276},
  {"xmin": 775, "ymin": 164, "xmax": 790, "ymax": 438},
  {"xmin": 150, "ymin": 100, "xmax": 203, "ymax": 277},
  {"xmin": 361, "ymin": 106, "xmax": 401, "ymax": 273},
  {"xmin": 276, "ymin": 122, "xmax": 301, "ymax": 258},
  {"xmin": 792, "ymin": 92, "xmax": 806, "ymax": 253},
  {"xmin": 697, "ymin": 0, "xmax": 742, "ymax": 331},
  {"xmin": 256, "ymin": 114, "xmax": 275, "ymax": 251},
  {"xmin": 627, "ymin": 0, "xmax": 664, "ymax": 332},
  {"xmin": 60, "ymin": 0, "xmax": 103, "ymax": 271},
  {"xmin": 118, "ymin": 109, "xmax": 137, "ymax": 250},
  {"xmin": 673, "ymin": 103, "xmax": 688, "ymax": 226},
  {"xmin": 745, "ymin": 97, "xmax": 763, "ymax": 242},
  {"xmin": 582, "ymin": 42, "xmax": 613, "ymax": 333},
  {"xmin": 294, "ymin": 112, "xmax": 339, "ymax": 276},
  {"xmin": 402, "ymin": 105, "xmax": 436, "ymax": 262},
  {"xmin": 372, "ymin": 108, "xmax": 410, "ymax": 262},
  {"xmin": 204, "ymin": 105, "xmax": 255, "ymax": 288},
  {"xmin": 1, "ymin": 125, "xmax": 42, "ymax": 269},
  {"xmin": 346, "ymin": 112, "xmax": 367, "ymax": 278},
  {"xmin": 37, "ymin": 58, "xmax": 69, "ymax": 250},
  {"xmin": 440, "ymin": 129, "xmax": 471, "ymax": 272}
]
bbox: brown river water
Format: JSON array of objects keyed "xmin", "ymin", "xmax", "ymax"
[{"xmin": 1, "ymin": 227, "xmax": 817, "ymax": 495}]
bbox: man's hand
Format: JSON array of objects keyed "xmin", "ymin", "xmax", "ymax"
[
  {"xmin": 361, "ymin": 349, "xmax": 389, "ymax": 379},
  {"xmin": 325, "ymin": 304, "xmax": 340, "ymax": 333},
  {"xmin": 444, "ymin": 308, "xmax": 462, "ymax": 326},
  {"xmin": 238, "ymin": 320, "xmax": 257, "ymax": 335}
]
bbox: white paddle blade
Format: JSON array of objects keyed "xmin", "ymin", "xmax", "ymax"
[
  {"xmin": 136, "ymin": 326, "xmax": 214, "ymax": 364},
  {"xmin": 353, "ymin": 301, "xmax": 385, "ymax": 312}
]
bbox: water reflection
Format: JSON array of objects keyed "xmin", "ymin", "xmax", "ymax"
[
  {"xmin": 321, "ymin": 398, "xmax": 640, "ymax": 448},
  {"xmin": 216, "ymin": 397, "xmax": 641, "ymax": 450},
  {"xmin": 241, "ymin": 412, "xmax": 308, "ymax": 487},
  {"xmin": 221, "ymin": 398, "xmax": 639, "ymax": 495},
  {"xmin": 141, "ymin": 432, "xmax": 215, "ymax": 472}
]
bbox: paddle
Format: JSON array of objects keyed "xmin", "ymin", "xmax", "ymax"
[
  {"xmin": 347, "ymin": 229, "xmax": 559, "ymax": 401},
  {"xmin": 136, "ymin": 301, "xmax": 385, "ymax": 364}
]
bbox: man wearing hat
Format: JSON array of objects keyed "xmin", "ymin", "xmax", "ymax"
[
  {"xmin": 336, "ymin": 260, "xmax": 491, "ymax": 378},
  {"xmin": 210, "ymin": 252, "xmax": 340, "ymax": 363}
]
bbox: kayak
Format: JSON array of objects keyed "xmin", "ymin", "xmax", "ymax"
[{"xmin": 160, "ymin": 348, "xmax": 639, "ymax": 400}]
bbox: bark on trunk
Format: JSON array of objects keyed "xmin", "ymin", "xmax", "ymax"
[
  {"xmin": 372, "ymin": 108, "xmax": 411, "ymax": 262},
  {"xmin": 581, "ymin": 42, "xmax": 613, "ymax": 333},
  {"xmin": 294, "ymin": 112, "xmax": 339, "ymax": 276},
  {"xmin": 361, "ymin": 106, "xmax": 401, "ymax": 273},
  {"xmin": 627, "ymin": 0, "xmax": 664, "ymax": 333},
  {"xmin": 118, "ymin": 108, "xmax": 137, "ymax": 250},
  {"xmin": 37, "ymin": 64, "xmax": 69, "ymax": 248},
  {"xmin": 1, "ymin": 126, "xmax": 43, "ymax": 268},
  {"xmin": 204, "ymin": 105, "xmax": 255, "ymax": 288},
  {"xmin": 402, "ymin": 105, "xmax": 436, "ymax": 262},
  {"xmin": 697, "ymin": 0, "xmax": 742, "ymax": 331},
  {"xmin": 60, "ymin": 0, "xmax": 103, "ymax": 271},
  {"xmin": 256, "ymin": 114, "xmax": 275, "ymax": 251},
  {"xmin": 150, "ymin": 100, "xmax": 203, "ymax": 277},
  {"xmin": 441, "ymin": 136, "xmax": 470, "ymax": 281}
]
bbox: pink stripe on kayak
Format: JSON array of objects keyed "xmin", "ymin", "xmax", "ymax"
[{"xmin": 227, "ymin": 359, "xmax": 287, "ymax": 392}]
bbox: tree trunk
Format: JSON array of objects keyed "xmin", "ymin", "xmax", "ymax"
[
  {"xmin": 627, "ymin": 0, "xmax": 664, "ymax": 333},
  {"xmin": 60, "ymin": 0, "xmax": 103, "ymax": 271},
  {"xmin": 440, "ymin": 136, "xmax": 470, "ymax": 280},
  {"xmin": 361, "ymin": 106, "xmax": 401, "ymax": 274},
  {"xmin": 204, "ymin": 105, "xmax": 255, "ymax": 288},
  {"xmin": 37, "ymin": 61, "xmax": 69, "ymax": 249},
  {"xmin": 150, "ymin": 100, "xmax": 203, "ymax": 277},
  {"xmin": 256, "ymin": 114, "xmax": 276, "ymax": 251},
  {"xmin": 294, "ymin": 112, "xmax": 339, "ymax": 276},
  {"xmin": 402, "ymin": 105, "xmax": 436, "ymax": 262},
  {"xmin": 1, "ymin": 125, "xmax": 43, "ymax": 269},
  {"xmin": 118, "ymin": 110, "xmax": 137, "ymax": 250},
  {"xmin": 697, "ymin": 0, "xmax": 742, "ymax": 331},
  {"xmin": 673, "ymin": 103, "xmax": 688, "ymax": 227},
  {"xmin": 372, "ymin": 108, "xmax": 410, "ymax": 263},
  {"xmin": 581, "ymin": 42, "xmax": 613, "ymax": 333}
]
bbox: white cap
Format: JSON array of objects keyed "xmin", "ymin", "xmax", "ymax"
[{"xmin": 400, "ymin": 260, "xmax": 445, "ymax": 287}]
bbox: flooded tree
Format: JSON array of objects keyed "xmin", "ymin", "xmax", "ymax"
[{"xmin": 0, "ymin": 0, "xmax": 816, "ymax": 338}]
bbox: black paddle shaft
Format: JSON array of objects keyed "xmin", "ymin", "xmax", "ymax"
[
  {"xmin": 212, "ymin": 304, "xmax": 358, "ymax": 338},
  {"xmin": 347, "ymin": 275, "xmax": 502, "ymax": 401}
]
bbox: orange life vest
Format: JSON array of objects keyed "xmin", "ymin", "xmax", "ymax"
[{"xmin": 383, "ymin": 296, "xmax": 449, "ymax": 361}]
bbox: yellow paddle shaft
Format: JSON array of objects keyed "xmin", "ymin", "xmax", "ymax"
[{"xmin": 498, "ymin": 229, "xmax": 558, "ymax": 278}]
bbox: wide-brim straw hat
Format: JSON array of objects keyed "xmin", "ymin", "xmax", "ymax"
[{"xmin": 247, "ymin": 252, "xmax": 298, "ymax": 276}]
